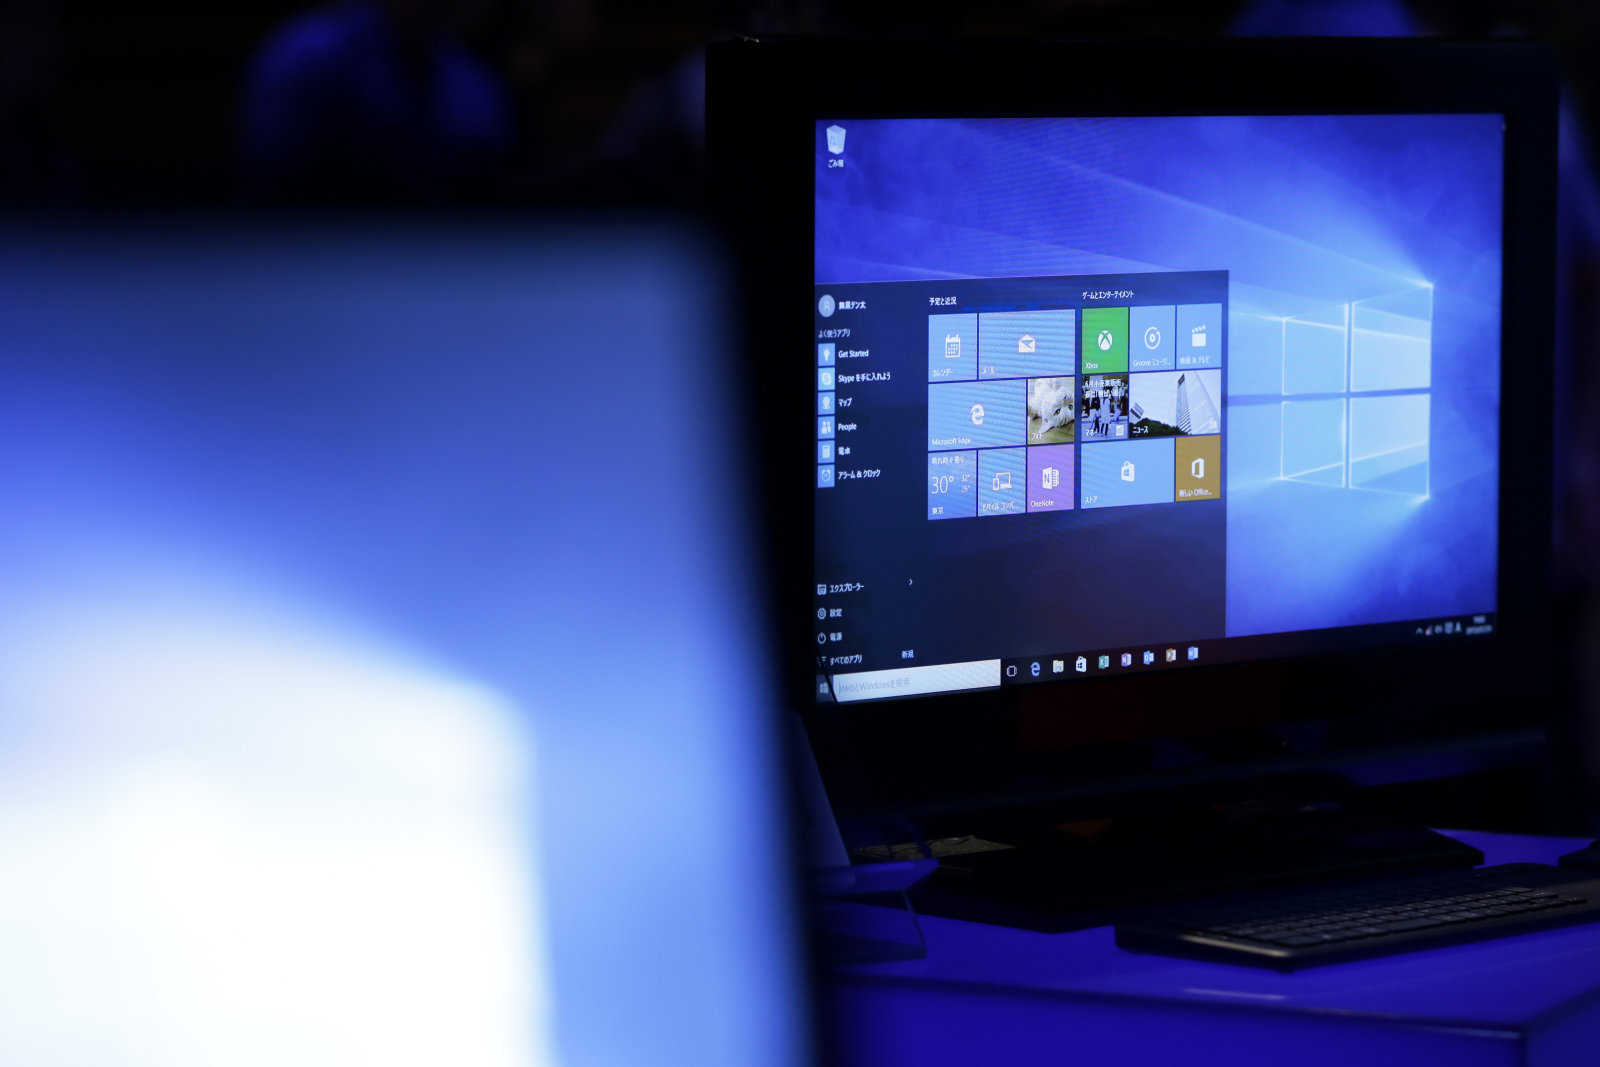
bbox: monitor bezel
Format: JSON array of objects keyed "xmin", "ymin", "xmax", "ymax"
[{"xmin": 709, "ymin": 37, "xmax": 1558, "ymax": 830}]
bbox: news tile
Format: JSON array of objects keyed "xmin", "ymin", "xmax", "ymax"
[{"xmin": 1080, "ymin": 373, "xmax": 1130, "ymax": 442}]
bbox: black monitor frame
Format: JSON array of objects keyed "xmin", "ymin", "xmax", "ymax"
[{"xmin": 710, "ymin": 37, "xmax": 1558, "ymax": 840}]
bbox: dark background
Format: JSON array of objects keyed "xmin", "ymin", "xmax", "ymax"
[{"xmin": 4, "ymin": 0, "xmax": 1599, "ymax": 207}]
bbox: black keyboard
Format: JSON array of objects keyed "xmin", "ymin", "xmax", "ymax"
[{"xmin": 1116, "ymin": 864, "xmax": 1600, "ymax": 970}]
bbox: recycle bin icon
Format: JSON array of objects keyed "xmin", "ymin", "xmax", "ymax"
[{"xmin": 826, "ymin": 125, "xmax": 847, "ymax": 155}]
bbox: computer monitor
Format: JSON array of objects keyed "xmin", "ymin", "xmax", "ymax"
[{"xmin": 710, "ymin": 38, "xmax": 1558, "ymax": 920}]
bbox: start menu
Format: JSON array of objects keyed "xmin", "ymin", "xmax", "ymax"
[{"xmin": 813, "ymin": 271, "xmax": 1228, "ymax": 694}]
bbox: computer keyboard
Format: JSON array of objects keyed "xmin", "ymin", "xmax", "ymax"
[{"xmin": 1116, "ymin": 864, "xmax": 1600, "ymax": 970}]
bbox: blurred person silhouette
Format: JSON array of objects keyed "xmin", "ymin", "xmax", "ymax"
[
  {"xmin": 0, "ymin": 0, "xmax": 73, "ymax": 203},
  {"xmin": 242, "ymin": 0, "xmax": 514, "ymax": 202}
]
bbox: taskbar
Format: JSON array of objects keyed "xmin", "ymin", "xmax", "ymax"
[
  {"xmin": 999, "ymin": 611, "xmax": 1496, "ymax": 687},
  {"xmin": 819, "ymin": 611, "xmax": 1496, "ymax": 703}
]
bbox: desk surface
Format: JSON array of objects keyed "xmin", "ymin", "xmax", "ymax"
[{"xmin": 824, "ymin": 832, "xmax": 1600, "ymax": 1067}]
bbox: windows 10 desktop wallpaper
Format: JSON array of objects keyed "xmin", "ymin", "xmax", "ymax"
[{"xmin": 816, "ymin": 115, "xmax": 1503, "ymax": 638}]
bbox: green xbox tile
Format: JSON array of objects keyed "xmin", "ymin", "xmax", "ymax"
[{"xmin": 1082, "ymin": 307, "xmax": 1130, "ymax": 373}]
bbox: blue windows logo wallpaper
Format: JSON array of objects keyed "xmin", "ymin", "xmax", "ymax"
[{"xmin": 816, "ymin": 115, "xmax": 1502, "ymax": 638}]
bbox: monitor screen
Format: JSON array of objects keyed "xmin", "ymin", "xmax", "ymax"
[
  {"xmin": 710, "ymin": 37, "xmax": 1556, "ymax": 827},
  {"xmin": 811, "ymin": 114, "xmax": 1503, "ymax": 705}
]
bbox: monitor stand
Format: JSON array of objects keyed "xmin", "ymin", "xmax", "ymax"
[{"xmin": 896, "ymin": 800, "xmax": 1484, "ymax": 933}]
